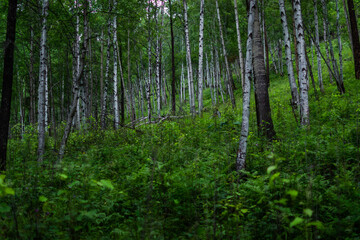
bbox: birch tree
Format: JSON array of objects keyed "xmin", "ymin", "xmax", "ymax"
[
  {"xmin": 313, "ymin": 0, "xmax": 324, "ymax": 92},
  {"xmin": 198, "ymin": 0, "xmax": 205, "ymax": 114},
  {"xmin": 113, "ymin": 1, "xmax": 120, "ymax": 129},
  {"xmin": 183, "ymin": 0, "xmax": 195, "ymax": 114},
  {"xmin": 237, "ymin": 0, "xmax": 255, "ymax": 172},
  {"xmin": 37, "ymin": 0, "xmax": 49, "ymax": 163},
  {"xmin": 278, "ymin": 0, "xmax": 299, "ymax": 107},
  {"xmin": 234, "ymin": 0, "xmax": 244, "ymax": 86},
  {"xmin": 215, "ymin": 0, "xmax": 235, "ymax": 108},
  {"xmin": 293, "ymin": 0, "xmax": 309, "ymax": 125}
]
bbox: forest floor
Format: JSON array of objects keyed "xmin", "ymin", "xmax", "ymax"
[{"xmin": 1, "ymin": 46, "xmax": 360, "ymax": 239}]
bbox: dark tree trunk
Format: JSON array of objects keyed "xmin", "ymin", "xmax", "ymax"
[
  {"xmin": 347, "ymin": 0, "xmax": 360, "ymax": 79},
  {"xmin": 0, "ymin": 0, "xmax": 18, "ymax": 171},
  {"xmin": 253, "ymin": 0, "xmax": 275, "ymax": 139}
]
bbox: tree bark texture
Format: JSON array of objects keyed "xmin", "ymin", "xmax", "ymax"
[
  {"xmin": 253, "ymin": 0, "xmax": 275, "ymax": 139},
  {"xmin": 198, "ymin": 0, "xmax": 205, "ymax": 114},
  {"xmin": 279, "ymin": 0, "xmax": 299, "ymax": 107},
  {"xmin": 237, "ymin": 0, "xmax": 255, "ymax": 172},
  {"xmin": 347, "ymin": 0, "xmax": 360, "ymax": 79},
  {"xmin": 0, "ymin": 0, "xmax": 18, "ymax": 171}
]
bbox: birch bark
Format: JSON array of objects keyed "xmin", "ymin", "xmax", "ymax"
[
  {"xmin": 293, "ymin": 0, "xmax": 309, "ymax": 125},
  {"xmin": 237, "ymin": 0, "xmax": 255, "ymax": 172},
  {"xmin": 37, "ymin": 0, "xmax": 49, "ymax": 163},
  {"xmin": 216, "ymin": 0, "xmax": 235, "ymax": 108},
  {"xmin": 278, "ymin": 0, "xmax": 299, "ymax": 106},
  {"xmin": 113, "ymin": 2, "xmax": 119, "ymax": 129},
  {"xmin": 183, "ymin": 0, "xmax": 195, "ymax": 114},
  {"xmin": 313, "ymin": 0, "xmax": 324, "ymax": 92},
  {"xmin": 198, "ymin": 0, "xmax": 205, "ymax": 114}
]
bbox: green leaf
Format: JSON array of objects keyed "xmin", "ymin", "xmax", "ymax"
[
  {"xmin": 303, "ymin": 208, "xmax": 313, "ymax": 217},
  {"xmin": 290, "ymin": 217, "xmax": 304, "ymax": 228},
  {"xmin": 59, "ymin": 174, "xmax": 68, "ymax": 180},
  {"xmin": 286, "ymin": 190, "xmax": 298, "ymax": 199},
  {"xmin": 269, "ymin": 172, "xmax": 280, "ymax": 184},
  {"xmin": 274, "ymin": 198, "xmax": 288, "ymax": 205},
  {"xmin": 39, "ymin": 196, "xmax": 48, "ymax": 202},
  {"xmin": 240, "ymin": 209, "xmax": 249, "ymax": 214},
  {"xmin": 0, "ymin": 203, "xmax": 11, "ymax": 213},
  {"xmin": 306, "ymin": 220, "xmax": 324, "ymax": 229},
  {"xmin": 174, "ymin": 199, "xmax": 180, "ymax": 204},
  {"xmin": 267, "ymin": 165, "xmax": 277, "ymax": 174},
  {"xmin": 4, "ymin": 187, "xmax": 15, "ymax": 195},
  {"xmin": 98, "ymin": 179, "xmax": 114, "ymax": 190}
]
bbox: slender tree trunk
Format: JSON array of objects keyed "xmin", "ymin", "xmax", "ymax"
[
  {"xmin": 59, "ymin": 1, "xmax": 88, "ymax": 161},
  {"xmin": 127, "ymin": 30, "xmax": 136, "ymax": 122},
  {"xmin": 0, "ymin": 0, "xmax": 17, "ymax": 171},
  {"xmin": 253, "ymin": 0, "xmax": 275, "ymax": 139},
  {"xmin": 198, "ymin": 0, "xmax": 205, "ymax": 114},
  {"xmin": 146, "ymin": 3, "xmax": 152, "ymax": 122},
  {"xmin": 29, "ymin": 27, "xmax": 36, "ymax": 125},
  {"xmin": 169, "ymin": 0, "xmax": 176, "ymax": 114},
  {"xmin": 321, "ymin": 0, "xmax": 345, "ymax": 93},
  {"xmin": 313, "ymin": 0, "xmax": 324, "ymax": 92},
  {"xmin": 183, "ymin": 0, "xmax": 196, "ymax": 114},
  {"xmin": 37, "ymin": 0, "xmax": 49, "ymax": 163},
  {"xmin": 323, "ymin": 14, "xmax": 333, "ymax": 83},
  {"xmin": 155, "ymin": 4, "xmax": 161, "ymax": 118},
  {"xmin": 342, "ymin": 0, "xmax": 353, "ymax": 55},
  {"xmin": 234, "ymin": 0, "xmax": 245, "ymax": 86},
  {"xmin": 216, "ymin": 0, "xmax": 236, "ymax": 108},
  {"xmin": 293, "ymin": 0, "xmax": 309, "ymax": 125},
  {"xmin": 113, "ymin": 2, "xmax": 120, "ymax": 129},
  {"xmin": 336, "ymin": 0, "xmax": 344, "ymax": 88},
  {"xmin": 101, "ymin": 14, "xmax": 112, "ymax": 129},
  {"xmin": 347, "ymin": 0, "xmax": 360, "ymax": 79},
  {"xmin": 100, "ymin": 30, "xmax": 104, "ymax": 122},
  {"xmin": 237, "ymin": 0, "xmax": 255, "ymax": 172},
  {"xmin": 279, "ymin": 0, "xmax": 299, "ymax": 107}
]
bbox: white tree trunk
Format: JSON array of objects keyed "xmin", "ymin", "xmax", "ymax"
[
  {"xmin": 113, "ymin": 3, "xmax": 119, "ymax": 129},
  {"xmin": 234, "ymin": 0, "xmax": 245, "ymax": 85},
  {"xmin": 278, "ymin": 0, "xmax": 299, "ymax": 107},
  {"xmin": 237, "ymin": 0, "xmax": 255, "ymax": 171},
  {"xmin": 313, "ymin": 0, "xmax": 324, "ymax": 92},
  {"xmin": 146, "ymin": 4, "xmax": 152, "ymax": 122},
  {"xmin": 198, "ymin": 0, "xmax": 205, "ymax": 114},
  {"xmin": 293, "ymin": 0, "xmax": 309, "ymax": 125},
  {"xmin": 101, "ymin": 17, "xmax": 111, "ymax": 129},
  {"xmin": 216, "ymin": 0, "xmax": 235, "ymax": 108},
  {"xmin": 336, "ymin": 0, "xmax": 344, "ymax": 87},
  {"xmin": 322, "ymin": 13, "xmax": 333, "ymax": 83},
  {"xmin": 183, "ymin": 0, "xmax": 195, "ymax": 114},
  {"xmin": 37, "ymin": 0, "xmax": 49, "ymax": 163}
]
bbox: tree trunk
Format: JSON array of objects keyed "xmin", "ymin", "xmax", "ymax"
[
  {"xmin": 336, "ymin": 0, "xmax": 344, "ymax": 89},
  {"xmin": 342, "ymin": 0, "xmax": 353, "ymax": 55},
  {"xmin": 59, "ymin": 1, "xmax": 88, "ymax": 161},
  {"xmin": 113, "ymin": 2, "xmax": 120, "ymax": 129},
  {"xmin": 322, "ymin": 13, "xmax": 333, "ymax": 83},
  {"xmin": 253, "ymin": 0, "xmax": 275, "ymax": 139},
  {"xmin": 278, "ymin": 0, "xmax": 299, "ymax": 107},
  {"xmin": 29, "ymin": 26, "xmax": 36, "ymax": 125},
  {"xmin": 293, "ymin": 0, "xmax": 309, "ymax": 125},
  {"xmin": 127, "ymin": 30, "xmax": 136, "ymax": 123},
  {"xmin": 169, "ymin": 0, "xmax": 176, "ymax": 114},
  {"xmin": 321, "ymin": 0, "xmax": 345, "ymax": 93},
  {"xmin": 216, "ymin": 0, "xmax": 236, "ymax": 108},
  {"xmin": 347, "ymin": 0, "xmax": 360, "ymax": 79},
  {"xmin": 198, "ymin": 0, "xmax": 205, "ymax": 114},
  {"xmin": 234, "ymin": 0, "xmax": 245, "ymax": 86},
  {"xmin": 0, "ymin": 0, "xmax": 17, "ymax": 171},
  {"xmin": 146, "ymin": 2, "xmax": 152, "ymax": 122},
  {"xmin": 237, "ymin": 0, "xmax": 255, "ymax": 172},
  {"xmin": 101, "ymin": 14, "xmax": 112, "ymax": 129},
  {"xmin": 183, "ymin": 0, "xmax": 196, "ymax": 115},
  {"xmin": 37, "ymin": 0, "xmax": 49, "ymax": 163},
  {"xmin": 313, "ymin": 0, "xmax": 324, "ymax": 92}
]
